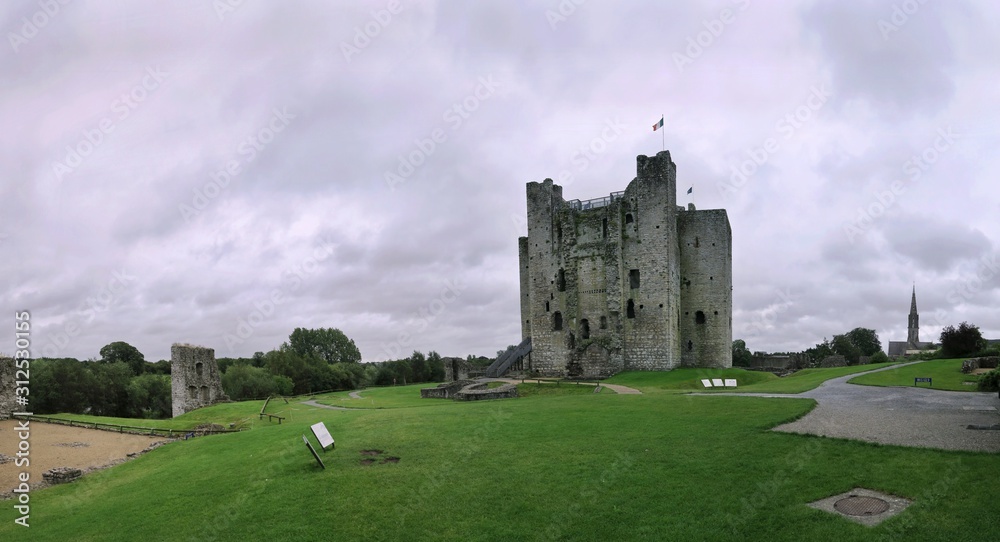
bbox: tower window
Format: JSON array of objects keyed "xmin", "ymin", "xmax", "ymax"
[
  {"xmin": 557, "ymin": 268, "xmax": 566, "ymax": 292},
  {"xmin": 553, "ymin": 311, "xmax": 563, "ymax": 331},
  {"xmin": 602, "ymin": 218, "xmax": 608, "ymax": 239},
  {"xmin": 629, "ymin": 269, "xmax": 640, "ymax": 289},
  {"xmin": 626, "ymin": 300, "xmax": 636, "ymax": 319},
  {"xmin": 545, "ymin": 301, "xmax": 550, "ymax": 312},
  {"xmin": 688, "ymin": 340, "xmax": 693, "ymax": 351},
  {"xmin": 696, "ymin": 311, "xmax": 706, "ymax": 324},
  {"xmin": 600, "ymin": 316, "xmax": 607, "ymax": 329},
  {"xmin": 580, "ymin": 319, "xmax": 590, "ymax": 340},
  {"xmin": 625, "ymin": 213, "xmax": 634, "ymax": 224},
  {"xmin": 195, "ymin": 362, "xmax": 203, "ymax": 377}
]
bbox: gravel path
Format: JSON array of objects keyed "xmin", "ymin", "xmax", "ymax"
[
  {"xmin": 302, "ymin": 399, "xmax": 352, "ymax": 411},
  {"xmin": 696, "ymin": 362, "xmax": 1000, "ymax": 452}
]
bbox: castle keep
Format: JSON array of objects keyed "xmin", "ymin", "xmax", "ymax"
[
  {"xmin": 518, "ymin": 151, "xmax": 732, "ymax": 377},
  {"xmin": 170, "ymin": 343, "xmax": 228, "ymax": 417}
]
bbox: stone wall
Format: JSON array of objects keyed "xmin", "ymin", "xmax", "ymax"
[
  {"xmin": 420, "ymin": 379, "xmax": 476, "ymax": 399},
  {"xmin": 519, "ymin": 151, "xmax": 732, "ymax": 377},
  {"xmin": 454, "ymin": 382, "xmax": 518, "ymax": 401},
  {"xmin": 819, "ymin": 355, "xmax": 847, "ymax": 368},
  {"xmin": 170, "ymin": 344, "xmax": 229, "ymax": 417},
  {"xmin": 442, "ymin": 357, "xmax": 472, "ymax": 381},
  {"xmin": 962, "ymin": 356, "xmax": 999, "ymax": 374},
  {"xmin": 0, "ymin": 357, "xmax": 15, "ymax": 418}
]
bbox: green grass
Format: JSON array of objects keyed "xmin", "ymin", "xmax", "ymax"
[
  {"xmin": 48, "ymin": 399, "xmax": 271, "ymax": 430},
  {"xmin": 604, "ymin": 363, "xmax": 901, "ymax": 394},
  {"xmin": 3, "ymin": 373, "xmax": 998, "ymax": 541},
  {"xmin": 311, "ymin": 383, "xmax": 455, "ymax": 409},
  {"xmin": 515, "ymin": 382, "xmax": 610, "ymax": 398},
  {"xmin": 848, "ymin": 358, "xmax": 982, "ymax": 391}
]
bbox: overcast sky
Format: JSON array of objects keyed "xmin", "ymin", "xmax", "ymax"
[{"xmin": 2, "ymin": 0, "xmax": 998, "ymax": 363}]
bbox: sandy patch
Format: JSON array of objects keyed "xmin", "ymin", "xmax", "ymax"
[{"xmin": 0, "ymin": 419, "xmax": 170, "ymax": 498}]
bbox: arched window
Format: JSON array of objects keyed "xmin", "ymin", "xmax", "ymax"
[
  {"xmin": 553, "ymin": 311, "xmax": 563, "ymax": 331},
  {"xmin": 696, "ymin": 311, "xmax": 706, "ymax": 324},
  {"xmin": 580, "ymin": 319, "xmax": 590, "ymax": 340},
  {"xmin": 688, "ymin": 340, "xmax": 693, "ymax": 351},
  {"xmin": 626, "ymin": 300, "xmax": 636, "ymax": 319},
  {"xmin": 625, "ymin": 213, "xmax": 634, "ymax": 224}
]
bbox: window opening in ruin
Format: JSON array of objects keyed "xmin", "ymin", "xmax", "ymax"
[
  {"xmin": 696, "ymin": 311, "xmax": 706, "ymax": 324},
  {"xmin": 714, "ymin": 310, "xmax": 718, "ymax": 315},
  {"xmin": 201, "ymin": 386, "xmax": 210, "ymax": 401},
  {"xmin": 195, "ymin": 362, "xmax": 203, "ymax": 377},
  {"xmin": 688, "ymin": 340, "xmax": 693, "ymax": 351},
  {"xmin": 626, "ymin": 299, "xmax": 636, "ymax": 319},
  {"xmin": 545, "ymin": 301, "xmax": 550, "ymax": 312},
  {"xmin": 556, "ymin": 223, "xmax": 562, "ymax": 244},
  {"xmin": 600, "ymin": 316, "xmax": 607, "ymax": 329},
  {"xmin": 568, "ymin": 333, "xmax": 575, "ymax": 349},
  {"xmin": 188, "ymin": 386, "xmax": 197, "ymax": 399},
  {"xmin": 550, "ymin": 293, "xmax": 554, "ymax": 300},
  {"xmin": 625, "ymin": 213, "xmax": 634, "ymax": 224},
  {"xmin": 580, "ymin": 319, "xmax": 590, "ymax": 340},
  {"xmin": 553, "ymin": 311, "xmax": 563, "ymax": 331},
  {"xmin": 629, "ymin": 269, "xmax": 640, "ymax": 289},
  {"xmin": 557, "ymin": 268, "xmax": 566, "ymax": 291},
  {"xmin": 695, "ymin": 237, "xmax": 699, "ymax": 248},
  {"xmin": 602, "ymin": 218, "xmax": 608, "ymax": 238}
]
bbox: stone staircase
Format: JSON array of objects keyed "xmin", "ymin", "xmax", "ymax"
[{"xmin": 485, "ymin": 337, "xmax": 532, "ymax": 378}]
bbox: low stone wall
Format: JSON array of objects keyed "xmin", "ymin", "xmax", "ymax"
[
  {"xmin": 819, "ymin": 355, "xmax": 847, "ymax": 368},
  {"xmin": 43, "ymin": 467, "xmax": 83, "ymax": 485},
  {"xmin": 455, "ymin": 383, "xmax": 518, "ymax": 401},
  {"xmin": 962, "ymin": 357, "xmax": 1000, "ymax": 374},
  {"xmin": 420, "ymin": 380, "xmax": 476, "ymax": 399}
]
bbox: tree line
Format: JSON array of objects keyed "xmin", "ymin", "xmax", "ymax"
[
  {"xmin": 26, "ymin": 327, "xmax": 458, "ymax": 419},
  {"xmin": 733, "ymin": 320, "xmax": 996, "ymax": 367}
]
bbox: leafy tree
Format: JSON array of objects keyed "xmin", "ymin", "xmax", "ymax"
[
  {"xmin": 222, "ymin": 364, "xmax": 293, "ymax": 400},
  {"xmin": 99, "ymin": 341, "xmax": 146, "ymax": 375},
  {"xmin": 731, "ymin": 340, "xmax": 753, "ymax": 367},
  {"xmin": 831, "ymin": 334, "xmax": 862, "ymax": 364},
  {"xmin": 869, "ymin": 351, "xmax": 891, "ymax": 365},
  {"xmin": 427, "ymin": 351, "xmax": 445, "ymax": 382},
  {"xmin": 126, "ymin": 374, "xmax": 172, "ymax": 418},
  {"xmin": 87, "ymin": 362, "xmax": 134, "ymax": 417},
  {"xmin": 286, "ymin": 327, "xmax": 361, "ymax": 364},
  {"xmin": 804, "ymin": 338, "xmax": 834, "ymax": 363},
  {"xmin": 845, "ymin": 328, "xmax": 882, "ymax": 357},
  {"xmin": 940, "ymin": 322, "xmax": 985, "ymax": 357},
  {"xmin": 31, "ymin": 358, "xmax": 96, "ymax": 414}
]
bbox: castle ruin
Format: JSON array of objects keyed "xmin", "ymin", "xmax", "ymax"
[
  {"xmin": 518, "ymin": 151, "xmax": 732, "ymax": 378},
  {"xmin": 170, "ymin": 343, "xmax": 229, "ymax": 417}
]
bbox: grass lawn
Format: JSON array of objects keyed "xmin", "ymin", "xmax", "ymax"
[
  {"xmin": 47, "ymin": 400, "xmax": 272, "ymax": 430},
  {"xmin": 605, "ymin": 362, "xmax": 900, "ymax": 394},
  {"xmin": 848, "ymin": 358, "xmax": 982, "ymax": 391},
  {"xmin": 3, "ymin": 373, "xmax": 998, "ymax": 541},
  {"xmin": 312, "ymin": 383, "xmax": 457, "ymax": 409}
]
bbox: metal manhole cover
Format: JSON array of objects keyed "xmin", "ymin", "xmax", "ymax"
[{"xmin": 834, "ymin": 496, "xmax": 890, "ymax": 516}]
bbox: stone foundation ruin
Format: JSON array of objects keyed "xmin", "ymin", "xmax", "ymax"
[{"xmin": 170, "ymin": 344, "xmax": 229, "ymax": 417}]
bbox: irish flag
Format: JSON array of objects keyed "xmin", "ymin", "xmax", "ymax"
[{"xmin": 652, "ymin": 116, "xmax": 664, "ymax": 131}]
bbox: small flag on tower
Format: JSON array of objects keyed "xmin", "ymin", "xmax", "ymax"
[
  {"xmin": 687, "ymin": 186, "xmax": 693, "ymax": 194},
  {"xmin": 652, "ymin": 116, "xmax": 664, "ymax": 131}
]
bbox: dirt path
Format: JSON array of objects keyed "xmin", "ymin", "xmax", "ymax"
[
  {"xmin": 0, "ymin": 419, "xmax": 170, "ymax": 498},
  {"xmin": 301, "ymin": 399, "xmax": 353, "ymax": 411},
  {"xmin": 348, "ymin": 391, "xmax": 364, "ymax": 399}
]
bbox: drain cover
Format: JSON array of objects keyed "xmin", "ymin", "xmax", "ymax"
[{"xmin": 834, "ymin": 496, "xmax": 890, "ymax": 516}]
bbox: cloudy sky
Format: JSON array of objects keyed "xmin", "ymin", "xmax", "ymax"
[{"xmin": 3, "ymin": 0, "xmax": 998, "ymax": 363}]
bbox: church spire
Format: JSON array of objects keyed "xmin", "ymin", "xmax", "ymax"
[{"xmin": 907, "ymin": 285, "xmax": 919, "ymax": 345}]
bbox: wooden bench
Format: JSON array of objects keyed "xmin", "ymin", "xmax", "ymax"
[{"xmin": 259, "ymin": 413, "xmax": 284, "ymax": 423}]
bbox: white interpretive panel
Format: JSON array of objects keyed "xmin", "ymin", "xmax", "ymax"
[
  {"xmin": 310, "ymin": 422, "xmax": 335, "ymax": 451},
  {"xmin": 701, "ymin": 379, "xmax": 713, "ymax": 388},
  {"xmin": 724, "ymin": 379, "xmax": 737, "ymax": 387}
]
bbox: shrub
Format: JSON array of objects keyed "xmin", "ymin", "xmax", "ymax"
[{"xmin": 977, "ymin": 369, "xmax": 1000, "ymax": 392}]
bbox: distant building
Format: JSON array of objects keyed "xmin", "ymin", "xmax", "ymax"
[{"xmin": 887, "ymin": 286, "xmax": 934, "ymax": 357}]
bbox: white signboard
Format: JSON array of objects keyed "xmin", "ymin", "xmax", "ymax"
[
  {"xmin": 310, "ymin": 422, "xmax": 335, "ymax": 450},
  {"xmin": 700, "ymin": 379, "xmax": 713, "ymax": 388},
  {"xmin": 711, "ymin": 378, "xmax": 724, "ymax": 387},
  {"xmin": 724, "ymin": 379, "xmax": 737, "ymax": 388}
]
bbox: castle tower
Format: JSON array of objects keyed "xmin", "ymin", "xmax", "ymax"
[
  {"xmin": 170, "ymin": 343, "xmax": 229, "ymax": 417},
  {"xmin": 518, "ymin": 151, "xmax": 732, "ymax": 377},
  {"xmin": 907, "ymin": 285, "xmax": 919, "ymax": 346}
]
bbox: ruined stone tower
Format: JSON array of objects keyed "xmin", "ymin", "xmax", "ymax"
[
  {"xmin": 518, "ymin": 151, "xmax": 732, "ymax": 378},
  {"xmin": 170, "ymin": 343, "xmax": 228, "ymax": 417}
]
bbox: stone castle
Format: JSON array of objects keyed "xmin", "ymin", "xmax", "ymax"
[{"xmin": 518, "ymin": 151, "xmax": 732, "ymax": 378}]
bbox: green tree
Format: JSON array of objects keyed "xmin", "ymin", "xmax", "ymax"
[
  {"xmin": 126, "ymin": 374, "xmax": 172, "ymax": 418},
  {"xmin": 87, "ymin": 362, "xmax": 134, "ymax": 417},
  {"xmin": 731, "ymin": 340, "xmax": 753, "ymax": 367},
  {"xmin": 286, "ymin": 327, "xmax": 361, "ymax": 364},
  {"xmin": 845, "ymin": 327, "xmax": 882, "ymax": 357},
  {"xmin": 804, "ymin": 338, "xmax": 833, "ymax": 363},
  {"xmin": 99, "ymin": 341, "xmax": 146, "ymax": 375},
  {"xmin": 831, "ymin": 334, "xmax": 862, "ymax": 364},
  {"xmin": 940, "ymin": 322, "xmax": 985, "ymax": 357}
]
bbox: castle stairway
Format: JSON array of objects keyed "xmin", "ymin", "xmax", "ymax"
[{"xmin": 485, "ymin": 337, "xmax": 532, "ymax": 378}]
